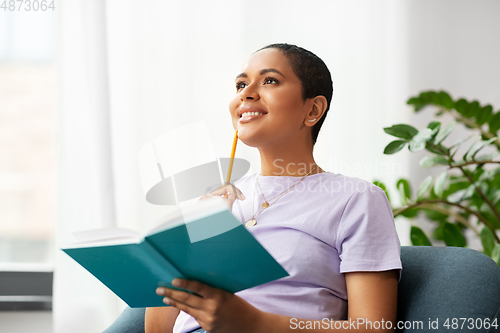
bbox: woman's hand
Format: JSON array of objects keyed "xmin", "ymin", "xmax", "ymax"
[
  {"xmin": 156, "ymin": 279, "xmax": 262, "ymax": 333},
  {"xmin": 199, "ymin": 182, "xmax": 245, "ymax": 210}
]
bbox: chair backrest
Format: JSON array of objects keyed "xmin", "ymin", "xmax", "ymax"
[{"xmin": 398, "ymin": 246, "xmax": 500, "ymax": 333}]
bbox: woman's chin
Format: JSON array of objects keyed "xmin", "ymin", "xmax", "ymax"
[{"xmin": 236, "ymin": 129, "xmax": 264, "ymax": 148}]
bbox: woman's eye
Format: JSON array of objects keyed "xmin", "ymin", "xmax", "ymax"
[
  {"xmin": 236, "ymin": 82, "xmax": 247, "ymax": 90},
  {"xmin": 264, "ymin": 77, "xmax": 278, "ymax": 85}
]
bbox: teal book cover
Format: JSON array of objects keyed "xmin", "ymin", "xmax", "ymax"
[{"xmin": 62, "ymin": 198, "xmax": 288, "ymax": 308}]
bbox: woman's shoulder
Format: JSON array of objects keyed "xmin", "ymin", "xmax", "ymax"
[
  {"xmin": 304, "ymin": 171, "xmax": 386, "ymax": 200},
  {"xmin": 326, "ymin": 172, "xmax": 384, "ymax": 193},
  {"xmin": 233, "ymin": 171, "xmax": 386, "ymax": 202}
]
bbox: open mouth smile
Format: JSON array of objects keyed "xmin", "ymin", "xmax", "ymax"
[
  {"xmin": 239, "ymin": 112, "xmax": 266, "ymax": 123},
  {"xmin": 237, "ymin": 107, "xmax": 268, "ymax": 123}
]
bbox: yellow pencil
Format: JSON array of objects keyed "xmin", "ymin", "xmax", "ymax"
[{"xmin": 226, "ymin": 130, "xmax": 238, "ymax": 183}]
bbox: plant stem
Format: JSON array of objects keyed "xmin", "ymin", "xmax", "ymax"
[
  {"xmin": 443, "ymin": 108, "xmax": 500, "ymax": 149},
  {"xmin": 424, "ymin": 199, "xmax": 498, "ymax": 242},
  {"xmin": 450, "ymin": 160, "xmax": 500, "ymax": 168},
  {"xmin": 418, "ymin": 204, "xmax": 481, "ymax": 238},
  {"xmin": 393, "ymin": 202, "xmax": 479, "ymax": 237},
  {"xmin": 458, "ymin": 165, "xmax": 500, "ymax": 224},
  {"xmin": 393, "ymin": 199, "xmax": 500, "ymax": 243}
]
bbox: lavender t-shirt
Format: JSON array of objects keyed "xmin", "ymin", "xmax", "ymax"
[{"xmin": 173, "ymin": 172, "xmax": 402, "ymax": 333}]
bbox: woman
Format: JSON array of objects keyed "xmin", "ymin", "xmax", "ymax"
[{"xmin": 146, "ymin": 43, "xmax": 402, "ymax": 333}]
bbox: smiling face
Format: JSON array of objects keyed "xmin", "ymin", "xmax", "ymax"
[{"xmin": 229, "ymin": 48, "xmax": 315, "ymax": 149}]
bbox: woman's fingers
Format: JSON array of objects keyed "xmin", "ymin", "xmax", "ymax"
[
  {"xmin": 200, "ymin": 183, "xmax": 245, "ymax": 201},
  {"xmin": 156, "ymin": 279, "xmax": 227, "ymax": 323},
  {"xmin": 157, "ymin": 287, "xmax": 203, "ymax": 310},
  {"xmin": 157, "ymin": 279, "xmax": 217, "ymax": 304},
  {"xmin": 159, "ymin": 293, "xmax": 205, "ymax": 321},
  {"xmin": 220, "ymin": 182, "xmax": 245, "ymax": 200},
  {"xmin": 173, "ymin": 278, "xmax": 218, "ymax": 298}
]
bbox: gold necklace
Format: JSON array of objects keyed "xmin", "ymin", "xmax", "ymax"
[{"xmin": 245, "ymin": 165, "xmax": 318, "ymax": 227}]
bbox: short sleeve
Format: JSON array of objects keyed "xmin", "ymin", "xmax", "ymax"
[{"xmin": 336, "ymin": 185, "xmax": 402, "ymax": 279}]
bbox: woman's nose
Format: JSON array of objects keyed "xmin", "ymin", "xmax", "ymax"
[{"xmin": 240, "ymin": 84, "xmax": 259, "ymax": 101}]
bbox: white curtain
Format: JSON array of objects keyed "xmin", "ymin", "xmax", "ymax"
[{"xmin": 55, "ymin": 0, "xmax": 412, "ymax": 331}]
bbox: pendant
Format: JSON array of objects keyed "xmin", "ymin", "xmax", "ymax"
[
  {"xmin": 261, "ymin": 202, "xmax": 269, "ymax": 209},
  {"xmin": 245, "ymin": 219, "xmax": 257, "ymax": 227}
]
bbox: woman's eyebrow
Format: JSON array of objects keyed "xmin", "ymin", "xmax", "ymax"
[
  {"xmin": 235, "ymin": 73, "xmax": 247, "ymax": 81},
  {"xmin": 235, "ymin": 68, "xmax": 286, "ymax": 81},
  {"xmin": 259, "ymin": 68, "xmax": 286, "ymax": 78}
]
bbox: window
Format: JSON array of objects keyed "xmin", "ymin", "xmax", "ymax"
[{"xmin": 0, "ymin": 9, "xmax": 57, "ymax": 311}]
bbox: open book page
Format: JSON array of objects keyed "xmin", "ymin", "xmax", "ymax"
[
  {"xmin": 64, "ymin": 197, "xmax": 230, "ymax": 249},
  {"xmin": 147, "ymin": 196, "xmax": 231, "ymax": 240},
  {"xmin": 63, "ymin": 228, "xmax": 143, "ymax": 248}
]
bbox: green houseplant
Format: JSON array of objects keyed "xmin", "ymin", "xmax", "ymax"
[{"xmin": 376, "ymin": 90, "xmax": 500, "ymax": 266}]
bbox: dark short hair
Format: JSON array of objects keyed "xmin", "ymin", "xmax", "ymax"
[{"xmin": 256, "ymin": 43, "xmax": 333, "ymax": 145}]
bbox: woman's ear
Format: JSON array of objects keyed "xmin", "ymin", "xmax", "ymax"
[{"xmin": 305, "ymin": 96, "xmax": 327, "ymax": 126}]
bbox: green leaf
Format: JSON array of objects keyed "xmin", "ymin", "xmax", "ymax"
[
  {"xmin": 420, "ymin": 155, "xmax": 449, "ymax": 168},
  {"xmin": 438, "ymin": 91, "xmax": 454, "ymax": 109},
  {"xmin": 373, "ymin": 181, "xmax": 390, "ymax": 204},
  {"xmin": 471, "ymin": 192, "xmax": 483, "ymax": 211},
  {"xmin": 407, "ymin": 97, "xmax": 426, "ymax": 111},
  {"xmin": 434, "ymin": 171, "xmax": 448, "ymax": 197},
  {"xmin": 463, "ymin": 136, "xmax": 480, "ymax": 162},
  {"xmin": 446, "ymin": 189, "xmax": 465, "ymax": 203},
  {"xmin": 438, "ymin": 91, "xmax": 455, "ymax": 110},
  {"xmin": 425, "ymin": 143, "xmax": 447, "ymax": 155},
  {"xmin": 409, "ymin": 128, "xmax": 435, "ymax": 152},
  {"xmin": 454, "ymin": 98, "xmax": 468, "ymax": 115},
  {"xmin": 481, "ymin": 227, "xmax": 496, "ymax": 256},
  {"xmin": 492, "ymin": 244, "xmax": 500, "ymax": 266},
  {"xmin": 423, "ymin": 209, "xmax": 448, "ymax": 222},
  {"xmin": 463, "ymin": 184, "xmax": 477, "ymax": 199},
  {"xmin": 465, "ymin": 137, "xmax": 498, "ymax": 161},
  {"xmin": 433, "ymin": 224, "xmax": 444, "ymax": 240},
  {"xmin": 419, "ymin": 92, "xmax": 431, "ymax": 104},
  {"xmin": 384, "ymin": 140, "xmax": 406, "ymax": 155},
  {"xmin": 427, "ymin": 122, "xmax": 440, "ymax": 141},
  {"xmin": 450, "ymin": 159, "xmax": 466, "ymax": 167},
  {"xmin": 473, "ymin": 137, "xmax": 498, "ymax": 159},
  {"xmin": 478, "ymin": 166, "xmax": 500, "ymax": 182},
  {"xmin": 400, "ymin": 208, "xmax": 419, "ymax": 218},
  {"xmin": 491, "ymin": 190, "xmax": 500, "ymax": 205},
  {"xmin": 434, "ymin": 121, "xmax": 456, "ymax": 144},
  {"xmin": 407, "ymin": 97, "xmax": 420, "ymax": 105},
  {"xmin": 449, "ymin": 134, "xmax": 474, "ymax": 150},
  {"xmin": 473, "ymin": 167, "xmax": 485, "ymax": 180},
  {"xmin": 429, "ymin": 91, "xmax": 441, "ymax": 105},
  {"xmin": 427, "ymin": 122, "xmax": 441, "ymax": 144},
  {"xmin": 446, "ymin": 185, "xmax": 476, "ymax": 203},
  {"xmin": 442, "ymin": 222, "xmax": 466, "ymax": 247},
  {"xmin": 443, "ymin": 178, "xmax": 470, "ymax": 199},
  {"xmin": 476, "ymin": 105, "xmax": 493, "ymax": 126},
  {"xmin": 383, "ymin": 124, "xmax": 418, "ymax": 139},
  {"xmin": 410, "ymin": 226, "xmax": 432, "ymax": 246},
  {"xmin": 417, "ymin": 175, "xmax": 433, "ymax": 200},
  {"xmin": 397, "ymin": 179, "xmax": 411, "ymax": 205},
  {"xmin": 481, "ymin": 211, "xmax": 500, "ymax": 230},
  {"xmin": 427, "ymin": 121, "xmax": 441, "ymax": 133},
  {"xmin": 488, "ymin": 112, "xmax": 500, "ymax": 134},
  {"xmin": 474, "ymin": 151, "xmax": 500, "ymax": 162},
  {"xmin": 465, "ymin": 101, "xmax": 480, "ymax": 118}
]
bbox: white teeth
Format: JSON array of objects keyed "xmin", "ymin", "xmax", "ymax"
[{"xmin": 241, "ymin": 112, "xmax": 264, "ymax": 117}]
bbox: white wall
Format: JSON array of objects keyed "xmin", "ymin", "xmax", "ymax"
[{"xmin": 405, "ymin": 0, "xmax": 500, "ymax": 249}]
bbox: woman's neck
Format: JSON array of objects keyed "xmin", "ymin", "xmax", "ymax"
[{"xmin": 258, "ymin": 143, "xmax": 322, "ymax": 177}]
